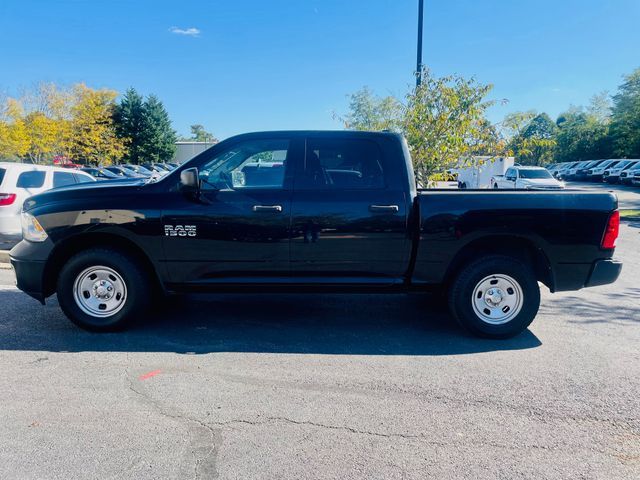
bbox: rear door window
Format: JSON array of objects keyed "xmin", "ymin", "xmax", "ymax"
[
  {"xmin": 16, "ymin": 171, "xmax": 46, "ymax": 188},
  {"xmin": 53, "ymin": 171, "xmax": 77, "ymax": 188},
  {"xmin": 298, "ymin": 138, "xmax": 385, "ymax": 189}
]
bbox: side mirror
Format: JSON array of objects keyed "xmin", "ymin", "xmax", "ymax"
[{"xmin": 180, "ymin": 167, "xmax": 200, "ymax": 199}]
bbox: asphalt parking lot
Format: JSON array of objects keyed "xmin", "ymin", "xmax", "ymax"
[{"xmin": 0, "ymin": 222, "xmax": 639, "ymax": 479}]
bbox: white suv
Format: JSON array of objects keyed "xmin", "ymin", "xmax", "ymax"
[{"xmin": 0, "ymin": 163, "xmax": 95, "ymax": 240}]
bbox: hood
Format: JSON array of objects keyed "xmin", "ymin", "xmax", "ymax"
[
  {"xmin": 519, "ymin": 178, "xmax": 562, "ymax": 187},
  {"xmin": 23, "ymin": 180, "xmax": 148, "ymax": 212}
]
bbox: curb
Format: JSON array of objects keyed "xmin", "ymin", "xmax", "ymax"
[{"xmin": 0, "ymin": 250, "xmax": 10, "ymax": 264}]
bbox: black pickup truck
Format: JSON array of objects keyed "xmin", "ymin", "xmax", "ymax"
[{"xmin": 10, "ymin": 131, "xmax": 622, "ymax": 338}]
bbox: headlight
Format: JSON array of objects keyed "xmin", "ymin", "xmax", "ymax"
[{"xmin": 21, "ymin": 212, "xmax": 48, "ymax": 242}]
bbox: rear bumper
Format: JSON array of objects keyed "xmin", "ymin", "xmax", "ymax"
[
  {"xmin": 554, "ymin": 258, "xmax": 622, "ymax": 291},
  {"xmin": 585, "ymin": 259, "xmax": 623, "ymax": 288}
]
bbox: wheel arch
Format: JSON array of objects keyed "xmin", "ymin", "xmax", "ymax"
[
  {"xmin": 43, "ymin": 232, "xmax": 163, "ymax": 297},
  {"xmin": 443, "ymin": 235, "xmax": 554, "ymax": 292}
]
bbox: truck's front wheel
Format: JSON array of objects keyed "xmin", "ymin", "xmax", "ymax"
[
  {"xmin": 448, "ymin": 255, "xmax": 540, "ymax": 338},
  {"xmin": 57, "ymin": 248, "xmax": 151, "ymax": 332}
]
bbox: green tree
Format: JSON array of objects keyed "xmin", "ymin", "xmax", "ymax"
[
  {"xmin": 186, "ymin": 124, "xmax": 218, "ymax": 143},
  {"xmin": 114, "ymin": 88, "xmax": 146, "ymax": 164},
  {"xmin": 554, "ymin": 108, "xmax": 611, "ymax": 163},
  {"xmin": 610, "ymin": 68, "xmax": 640, "ymax": 158},
  {"xmin": 338, "ymin": 87, "xmax": 402, "ymax": 131},
  {"xmin": 505, "ymin": 112, "xmax": 557, "ymax": 165},
  {"xmin": 587, "ymin": 91, "xmax": 612, "ymax": 123},
  {"xmin": 139, "ymin": 95, "xmax": 177, "ymax": 162},
  {"xmin": 402, "ymin": 68, "xmax": 497, "ymax": 182}
]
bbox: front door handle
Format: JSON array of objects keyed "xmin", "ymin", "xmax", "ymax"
[
  {"xmin": 369, "ymin": 204, "xmax": 399, "ymax": 213},
  {"xmin": 252, "ymin": 205, "xmax": 283, "ymax": 212}
]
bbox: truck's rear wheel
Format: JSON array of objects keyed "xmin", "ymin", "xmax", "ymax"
[
  {"xmin": 448, "ymin": 255, "xmax": 540, "ymax": 338},
  {"xmin": 57, "ymin": 248, "xmax": 151, "ymax": 332}
]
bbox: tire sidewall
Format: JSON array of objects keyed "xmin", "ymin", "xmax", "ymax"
[
  {"xmin": 57, "ymin": 249, "xmax": 149, "ymax": 332},
  {"xmin": 450, "ymin": 256, "xmax": 540, "ymax": 338}
]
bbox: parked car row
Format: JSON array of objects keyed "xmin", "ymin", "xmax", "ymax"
[
  {"xmin": 547, "ymin": 159, "xmax": 640, "ymax": 185},
  {"xmin": 83, "ymin": 162, "xmax": 178, "ymax": 181}
]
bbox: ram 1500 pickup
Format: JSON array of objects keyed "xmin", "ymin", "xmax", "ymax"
[{"xmin": 10, "ymin": 131, "xmax": 622, "ymax": 338}]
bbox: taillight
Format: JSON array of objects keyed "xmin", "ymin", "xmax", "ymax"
[
  {"xmin": 601, "ymin": 211, "xmax": 620, "ymax": 249},
  {"xmin": 0, "ymin": 193, "xmax": 17, "ymax": 206}
]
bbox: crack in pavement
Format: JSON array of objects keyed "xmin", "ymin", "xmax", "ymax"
[
  {"xmin": 124, "ymin": 370, "xmax": 220, "ymax": 480},
  {"xmin": 123, "ymin": 372, "xmax": 635, "ymax": 469}
]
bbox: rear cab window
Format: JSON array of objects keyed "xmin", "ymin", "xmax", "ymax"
[
  {"xmin": 16, "ymin": 171, "xmax": 46, "ymax": 188},
  {"xmin": 298, "ymin": 138, "xmax": 386, "ymax": 189}
]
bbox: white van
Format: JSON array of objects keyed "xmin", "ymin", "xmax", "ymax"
[{"xmin": 0, "ymin": 163, "xmax": 95, "ymax": 239}]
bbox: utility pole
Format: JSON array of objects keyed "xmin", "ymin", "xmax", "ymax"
[{"xmin": 416, "ymin": 0, "xmax": 424, "ymax": 87}]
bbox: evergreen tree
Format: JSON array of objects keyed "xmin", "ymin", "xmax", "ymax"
[
  {"xmin": 140, "ymin": 95, "xmax": 177, "ymax": 163},
  {"xmin": 114, "ymin": 88, "xmax": 145, "ymax": 163}
]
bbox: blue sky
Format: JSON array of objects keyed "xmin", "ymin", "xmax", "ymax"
[{"xmin": 1, "ymin": 0, "xmax": 639, "ymax": 139}]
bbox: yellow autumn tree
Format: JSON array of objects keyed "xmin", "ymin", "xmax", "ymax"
[
  {"xmin": 0, "ymin": 98, "xmax": 30, "ymax": 160},
  {"xmin": 67, "ymin": 84, "xmax": 126, "ymax": 165},
  {"xmin": 24, "ymin": 112, "xmax": 61, "ymax": 163},
  {"xmin": 22, "ymin": 83, "xmax": 73, "ymax": 162}
]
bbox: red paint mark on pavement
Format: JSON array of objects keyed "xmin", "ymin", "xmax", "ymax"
[{"xmin": 139, "ymin": 370, "xmax": 162, "ymax": 381}]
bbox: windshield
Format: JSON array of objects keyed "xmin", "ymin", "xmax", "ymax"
[
  {"xmin": 131, "ymin": 165, "xmax": 153, "ymax": 175},
  {"xmin": 519, "ymin": 169, "xmax": 553, "ymax": 179},
  {"xmin": 98, "ymin": 168, "xmax": 119, "ymax": 178},
  {"xmin": 622, "ymin": 161, "xmax": 639, "ymax": 170},
  {"xmin": 583, "ymin": 160, "xmax": 601, "ymax": 168},
  {"xmin": 614, "ymin": 161, "xmax": 632, "ymax": 169},
  {"xmin": 597, "ymin": 160, "xmax": 614, "ymax": 169}
]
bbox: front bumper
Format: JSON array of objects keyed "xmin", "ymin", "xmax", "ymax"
[
  {"xmin": 9, "ymin": 239, "xmax": 54, "ymax": 304},
  {"xmin": 585, "ymin": 259, "xmax": 623, "ymax": 288}
]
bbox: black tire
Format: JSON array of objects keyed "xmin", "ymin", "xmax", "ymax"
[
  {"xmin": 57, "ymin": 248, "xmax": 151, "ymax": 332},
  {"xmin": 447, "ymin": 255, "xmax": 540, "ymax": 339}
]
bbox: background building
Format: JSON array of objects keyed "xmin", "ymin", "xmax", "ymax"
[{"xmin": 173, "ymin": 141, "xmax": 215, "ymax": 164}]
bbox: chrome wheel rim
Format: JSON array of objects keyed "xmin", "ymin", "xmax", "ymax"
[
  {"xmin": 472, "ymin": 274, "xmax": 523, "ymax": 325},
  {"xmin": 73, "ymin": 266, "xmax": 127, "ymax": 318}
]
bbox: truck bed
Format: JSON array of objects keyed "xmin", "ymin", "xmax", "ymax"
[{"xmin": 413, "ymin": 189, "xmax": 618, "ymax": 292}]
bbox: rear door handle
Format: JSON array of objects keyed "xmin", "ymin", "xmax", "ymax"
[
  {"xmin": 369, "ymin": 205, "xmax": 399, "ymax": 213},
  {"xmin": 252, "ymin": 205, "xmax": 283, "ymax": 212}
]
